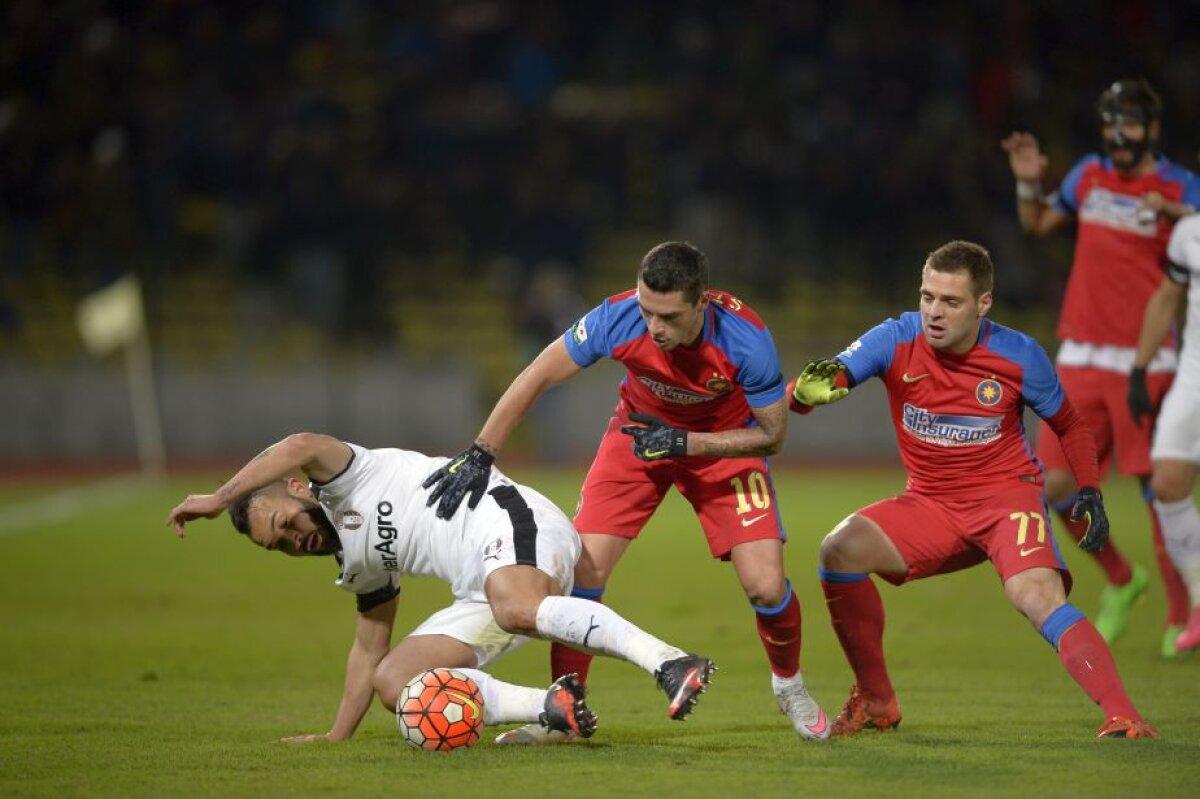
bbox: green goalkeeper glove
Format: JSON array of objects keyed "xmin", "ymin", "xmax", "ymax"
[{"xmin": 792, "ymin": 359, "xmax": 850, "ymax": 406}]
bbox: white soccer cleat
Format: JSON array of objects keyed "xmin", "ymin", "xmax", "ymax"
[
  {"xmin": 492, "ymin": 724, "xmax": 578, "ymax": 746},
  {"xmin": 773, "ymin": 674, "xmax": 830, "ymax": 741}
]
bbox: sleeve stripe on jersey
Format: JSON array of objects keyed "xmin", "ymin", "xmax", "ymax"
[
  {"xmin": 1168, "ymin": 260, "xmax": 1190, "ymax": 285},
  {"xmin": 356, "ymin": 583, "xmax": 399, "ymax": 613},
  {"xmin": 488, "ymin": 485, "xmax": 538, "ymax": 566}
]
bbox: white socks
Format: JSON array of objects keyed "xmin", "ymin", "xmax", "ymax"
[
  {"xmin": 456, "ymin": 667, "xmax": 543, "ymax": 727},
  {"xmin": 1154, "ymin": 497, "xmax": 1200, "ymax": 608},
  {"xmin": 534, "ymin": 595, "xmax": 686, "ymax": 674}
]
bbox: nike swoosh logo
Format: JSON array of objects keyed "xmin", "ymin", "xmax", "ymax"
[
  {"xmin": 902, "ymin": 373, "xmax": 930, "ymax": 383},
  {"xmin": 643, "ymin": 449, "xmax": 670, "ymax": 459},
  {"xmin": 806, "ymin": 710, "xmax": 829, "ymax": 737},
  {"xmin": 1019, "ymin": 546, "xmax": 1045, "ymax": 557},
  {"xmin": 447, "ymin": 456, "xmax": 467, "ymax": 474},
  {"xmin": 741, "ymin": 513, "xmax": 769, "ymax": 527}
]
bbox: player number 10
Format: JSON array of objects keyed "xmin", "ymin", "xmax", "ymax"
[
  {"xmin": 1009, "ymin": 511, "xmax": 1047, "ymax": 545},
  {"xmin": 730, "ymin": 472, "xmax": 771, "ymax": 514}
]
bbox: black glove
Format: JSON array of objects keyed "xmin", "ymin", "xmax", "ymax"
[
  {"xmin": 619, "ymin": 413, "xmax": 687, "ymax": 461},
  {"xmin": 1071, "ymin": 487, "xmax": 1110, "ymax": 553},
  {"xmin": 422, "ymin": 444, "xmax": 494, "ymax": 520},
  {"xmin": 1127, "ymin": 366, "xmax": 1152, "ymax": 426}
]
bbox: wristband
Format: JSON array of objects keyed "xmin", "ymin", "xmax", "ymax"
[{"xmin": 1015, "ymin": 180, "xmax": 1043, "ymax": 202}]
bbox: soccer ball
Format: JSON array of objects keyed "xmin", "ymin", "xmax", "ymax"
[{"xmin": 396, "ymin": 668, "xmax": 485, "ymax": 751}]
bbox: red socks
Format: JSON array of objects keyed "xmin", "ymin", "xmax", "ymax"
[
  {"xmin": 820, "ymin": 572, "xmax": 894, "ymax": 701},
  {"xmin": 1056, "ymin": 619, "xmax": 1141, "ymax": 721},
  {"xmin": 755, "ymin": 587, "xmax": 802, "ymax": 677}
]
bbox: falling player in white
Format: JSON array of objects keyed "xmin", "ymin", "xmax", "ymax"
[
  {"xmin": 166, "ymin": 432, "xmax": 715, "ymax": 743},
  {"xmin": 1130, "ymin": 212, "xmax": 1200, "ymax": 651}
]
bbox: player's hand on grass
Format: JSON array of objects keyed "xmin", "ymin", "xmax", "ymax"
[
  {"xmin": 422, "ymin": 443, "xmax": 494, "ymax": 520},
  {"xmin": 619, "ymin": 413, "xmax": 687, "ymax": 461},
  {"xmin": 166, "ymin": 494, "xmax": 226, "ymax": 538},
  {"xmin": 791, "ymin": 359, "xmax": 850, "ymax": 407},
  {"xmin": 280, "ymin": 733, "xmax": 333, "ymax": 744},
  {"xmin": 1000, "ymin": 131, "xmax": 1048, "ymax": 182},
  {"xmin": 1127, "ymin": 366, "xmax": 1152, "ymax": 426},
  {"xmin": 1071, "ymin": 487, "xmax": 1110, "ymax": 553}
]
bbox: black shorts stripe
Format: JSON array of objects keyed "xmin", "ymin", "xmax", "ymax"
[{"xmin": 488, "ymin": 485, "xmax": 538, "ymax": 566}]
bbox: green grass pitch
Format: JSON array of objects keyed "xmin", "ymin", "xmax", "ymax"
[{"xmin": 1, "ymin": 468, "xmax": 1197, "ymax": 798}]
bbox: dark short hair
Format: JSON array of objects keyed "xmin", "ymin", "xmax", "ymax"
[
  {"xmin": 638, "ymin": 242, "xmax": 708, "ymax": 304},
  {"xmin": 1097, "ymin": 77, "xmax": 1162, "ymax": 125},
  {"xmin": 925, "ymin": 240, "xmax": 994, "ymax": 297},
  {"xmin": 227, "ymin": 484, "xmax": 283, "ymax": 536}
]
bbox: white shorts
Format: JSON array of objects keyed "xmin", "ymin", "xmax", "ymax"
[
  {"xmin": 409, "ymin": 601, "xmax": 531, "ymax": 668},
  {"xmin": 1152, "ymin": 379, "xmax": 1200, "ymax": 463},
  {"xmin": 413, "ymin": 482, "xmax": 582, "ymax": 667}
]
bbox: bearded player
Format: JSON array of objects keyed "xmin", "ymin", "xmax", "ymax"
[
  {"xmin": 790, "ymin": 240, "xmax": 1156, "ymax": 739},
  {"xmin": 1002, "ymin": 78, "xmax": 1200, "ymax": 655},
  {"xmin": 166, "ymin": 433, "xmax": 715, "ymax": 743}
]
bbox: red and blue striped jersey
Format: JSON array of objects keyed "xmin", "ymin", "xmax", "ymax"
[
  {"xmin": 563, "ymin": 289, "xmax": 784, "ymax": 431},
  {"xmin": 837, "ymin": 313, "xmax": 1064, "ymax": 498},
  {"xmin": 1052, "ymin": 154, "xmax": 1200, "ymax": 346}
]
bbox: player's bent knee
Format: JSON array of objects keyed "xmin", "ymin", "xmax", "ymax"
[
  {"xmin": 1150, "ymin": 468, "xmax": 1192, "ymax": 503},
  {"xmin": 374, "ymin": 666, "xmax": 405, "ymax": 711},
  {"xmin": 489, "ymin": 599, "xmax": 540, "ymax": 636},
  {"xmin": 818, "ymin": 519, "xmax": 867, "ymax": 570},
  {"xmin": 741, "ymin": 574, "xmax": 787, "ymax": 608}
]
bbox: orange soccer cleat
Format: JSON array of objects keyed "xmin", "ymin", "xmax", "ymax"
[
  {"xmin": 1096, "ymin": 716, "xmax": 1160, "ymax": 739},
  {"xmin": 831, "ymin": 685, "xmax": 902, "ymax": 736}
]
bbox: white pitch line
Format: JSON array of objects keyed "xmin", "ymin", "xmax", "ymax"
[{"xmin": 0, "ymin": 474, "xmax": 158, "ymax": 537}]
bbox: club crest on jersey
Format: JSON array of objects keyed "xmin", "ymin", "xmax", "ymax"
[
  {"xmin": 705, "ymin": 374, "xmax": 732, "ymax": 394},
  {"xmin": 572, "ymin": 318, "xmax": 588, "ymax": 344},
  {"xmin": 902, "ymin": 403, "xmax": 1002, "ymax": 447},
  {"xmin": 336, "ymin": 510, "xmax": 364, "ymax": 530},
  {"xmin": 975, "ymin": 378, "xmax": 1003, "ymax": 407}
]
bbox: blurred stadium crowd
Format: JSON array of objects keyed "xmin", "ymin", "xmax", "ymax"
[{"xmin": 2, "ymin": 0, "xmax": 1199, "ymax": 369}]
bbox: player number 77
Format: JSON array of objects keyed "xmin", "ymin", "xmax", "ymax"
[{"xmin": 1009, "ymin": 511, "xmax": 1046, "ymax": 546}]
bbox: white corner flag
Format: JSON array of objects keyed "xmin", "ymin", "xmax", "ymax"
[{"xmin": 76, "ymin": 275, "xmax": 166, "ymax": 477}]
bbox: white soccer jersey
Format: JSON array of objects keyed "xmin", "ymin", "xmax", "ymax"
[
  {"xmin": 313, "ymin": 443, "xmax": 578, "ymax": 611},
  {"xmin": 1167, "ymin": 214, "xmax": 1200, "ymax": 385}
]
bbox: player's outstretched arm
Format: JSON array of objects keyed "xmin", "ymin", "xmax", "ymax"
[
  {"xmin": 166, "ymin": 433, "xmax": 352, "ymax": 537},
  {"xmin": 789, "ymin": 358, "xmax": 850, "ymax": 411},
  {"xmin": 283, "ymin": 596, "xmax": 398, "ymax": 744},
  {"xmin": 423, "ymin": 338, "xmax": 582, "ymax": 519}
]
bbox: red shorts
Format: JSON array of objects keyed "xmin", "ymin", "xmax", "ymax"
[
  {"xmin": 573, "ymin": 413, "xmax": 784, "ymax": 559},
  {"xmin": 857, "ymin": 483, "xmax": 1073, "ymax": 592},
  {"xmin": 1036, "ymin": 366, "xmax": 1173, "ymax": 477}
]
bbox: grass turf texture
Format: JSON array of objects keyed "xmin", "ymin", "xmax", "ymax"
[{"xmin": 1, "ymin": 468, "xmax": 1197, "ymax": 798}]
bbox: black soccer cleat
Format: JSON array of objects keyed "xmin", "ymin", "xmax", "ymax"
[
  {"xmin": 655, "ymin": 654, "xmax": 716, "ymax": 720},
  {"xmin": 539, "ymin": 673, "xmax": 598, "ymax": 739}
]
